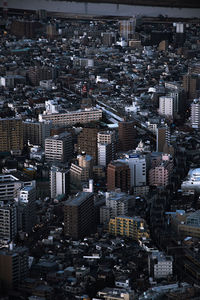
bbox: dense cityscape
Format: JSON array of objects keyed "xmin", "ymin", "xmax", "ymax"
[{"xmin": 0, "ymin": 2, "xmax": 200, "ymax": 300}]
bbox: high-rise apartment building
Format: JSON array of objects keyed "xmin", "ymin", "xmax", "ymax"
[
  {"xmin": 156, "ymin": 126, "xmax": 170, "ymax": 153},
  {"xmin": 183, "ymin": 73, "xmax": 200, "ymax": 99},
  {"xmin": 0, "ymin": 202, "xmax": 17, "ymax": 244},
  {"xmin": 109, "ymin": 216, "xmax": 149, "ymax": 241},
  {"xmin": 118, "ymin": 121, "xmax": 136, "ymax": 152},
  {"xmin": 39, "ymin": 108, "xmax": 102, "ymax": 126},
  {"xmin": 119, "ymin": 18, "xmax": 136, "ymax": 41},
  {"xmin": 28, "ymin": 66, "xmax": 56, "ymax": 86},
  {"xmin": 191, "ymin": 98, "xmax": 200, "ymax": 129},
  {"xmin": 149, "ymin": 154, "xmax": 173, "ymax": 187},
  {"xmin": 45, "ymin": 132, "xmax": 72, "ymax": 163},
  {"xmin": 70, "ymin": 153, "xmax": 93, "ymax": 186},
  {"xmin": 64, "ymin": 192, "xmax": 95, "ymax": 239},
  {"xmin": 17, "ymin": 186, "xmax": 36, "ymax": 234},
  {"xmin": 0, "ymin": 173, "xmax": 36, "ymax": 202},
  {"xmin": 0, "ymin": 118, "xmax": 23, "ymax": 153},
  {"xmin": 97, "ymin": 131, "xmax": 116, "ymax": 167},
  {"xmin": 118, "ymin": 154, "xmax": 146, "ymax": 188},
  {"xmin": 158, "ymin": 96, "xmax": 176, "ymax": 119},
  {"xmin": 77, "ymin": 127, "xmax": 99, "ymax": 164},
  {"xmin": 0, "ymin": 246, "xmax": 28, "ymax": 292},
  {"xmin": 50, "ymin": 166, "xmax": 70, "ymax": 199},
  {"xmin": 23, "ymin": 120, "xmax": 52, "ymax": 147},
  {"xmin": 107, "ymin": 161, "xmax": 130, "ymax": 193},
  {"xmin": 148, "ymin": 251, "xmax": 173, "ymax": 279}
]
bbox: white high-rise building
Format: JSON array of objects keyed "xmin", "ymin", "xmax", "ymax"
[
  {"xmin": 50, "ymin": 166, "xmax": 70, "ymax": 199},
  {"xmin": 148, "ymin": 251, "xmax": 173, "ymax": 279},
  {"xmin": 158, "ymin": 96, "xmax": 176, "ymax": 118},
  {"xmin": 191, "ymin": 98, "xmax": 200, "ymax": 128},
  {"xmin": 97, "ymin": 131, "xmax": 116, "ymax": 167},
  {"xmin": 118, "ymin": 154, "xmax": 146, "ymax": 187}
]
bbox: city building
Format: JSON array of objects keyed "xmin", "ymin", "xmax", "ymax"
[
  {"xmin": 181, "ymin": 168, "xmax": 200, "ymax": 193},
  {"xmin": 183, "ymin": 73, "xmax": 200, "ymax": 99},
  {"xmin": 17, "ymin": 186, "xmax": 36, "ymax": 234},
  {"xmin": 158, "ymin": 96, "xmax": 176, "ymax": 119},
  {"xmin": 23, "ymin": 120, "xmax": 52, "ymax": 147},
  {"xmin": 119, "ymin": 18, "xmax": 136, "ymax": 41},
  {"xmin": 0, "ymin": 202, "xmax": 17, "ymax": 244},
  {"xmin": 156, "ymin": 126, "xmax": 170, "ymax": 152},
  {"xmin": 97, "ymin": 131, "xmax": 116, "ymax": 167},
  {"xmin": 0, "ymin": 246, "xmax": 29, "ymax": 292},
  {"xmin": 191, "ymin": 98, "xmax": 200, "ymax": 129},
  {"xmin": 77, "ymin": 127, "xmax": 99, "ymax": 164},
  {"xmin": 148, "ymin": 251, "xmax": 173, "ymax": 279},
  {"xmin": 0, "ymin": 173, "xmax": 36, "ymax": 202},
  {"xmin": 118, "ymin": 121, "xmax": 136, "ymax": 152},
  {"xmin": 109, "ymin": 216, "xmax": 149, "ymax": 241},
  {"xmin": 64, "ymin": 192, "xmax": 95, "ymax": 239},
  {"xmin": 97, "ymin": 287, "xmax": 134, "ymax": 300},
  {"xmin": 118, "ymin": 154, "xmax": 146, "ymax": 188},
  {"xmin": 149, "ymin": 154, "xmax": 173, "ymax": 187},
  {"xmin": 70, "ymin": 153, "xmax": 93, "ymax": 186},
  {"xmin": 100, "ymin": 191, "xmax": 131, "ymax": 226},
  {"xmin": 45, "ymin": 132, "xmax": 72, "ymax": 163},
  {"xmin": 0, "ymin": 118, "xmax": 23, "ymax": 153},
  {"xmin": 107, "ymin": 161, "xmax": 130, "ymax": 193},
  {"xmin": 50, "ymin": 166, "xmax": 70, "ymax": 199},
  {"xmin": 39, "ymin": 108, "xmax": 102, "ymax": 126}
]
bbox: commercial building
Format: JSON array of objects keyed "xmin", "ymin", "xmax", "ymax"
[
  {"xmin": 148, "ymin": 251, "xmax": 173, "ymax": 279},
  {"xmin": 0, "ymin": 118, "xmax": 23, "ymax": 153},
  {"xmin": 118, "ymin": 121, "xmax": 136, "ymax": 152},
  {"xmin": 0, "ymin": 246, "xmax": 28, "ymax": 292},
  {"xmin": 64, "ymin": 192, "xmax": 95, "ymax": 239},
  {"xmin": 50, "ymin": 166, "xmax": 70, "ymax": 199},
  {"xmin": 107, "ymin": 161, "xmax": 130, "ymax": 193},
  {"xmin": 109, "ymin": 216, "xmax": 149, "ymax": 241},
  {"xmin": 45, "ymin": 132, "xmax": 72, "ymax": 163},
  {"xmin": 39, "ymin": 108, "xmax": 102, "ymax": 126}
]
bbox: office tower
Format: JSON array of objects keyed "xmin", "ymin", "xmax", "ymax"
[
  {"xmin": 70, "ymin": 153, "xmax": 93, "ymax": 185},
  {"xmin": 119, "ymin": 18, "xmax": 136, "ymax": 41},
  {"xmin": 17, "ymin": 186, "xmax": 36, "ymax": 234},
  {"xmin": 0, "ymin": 202, "xmax": 17, "ymax": 243},
  {"xmin": 0, "ymin": 173, "xmax": 36, "ymax": 202},
  {"xmin": 183, "ymin": 73, "xmax": 200, "ymax": 99},
  {"xmin": 191, "ymin": 98, "xmax": 200, "ymax": 128},
  {"xmin": 109, "ymin": 216, "xmax": 149, "ymax": 240},
  {"xmin": 0, "ymin": 118, "xmax": 23, "ymax": 153},
  {"xmin": 39, "ymin": 108, "xmax": 102, "ymax": 126},
  {"xmin": 156, "ymin": 126, "xmax": 170, "ymax": 152},
  {"xmin": 45, "ymin": 132, "xmax": 72, "ymax": 163},
  {"xmin": 148, "ymin": 251, "xmax": 173, "ymax": 279},
  {"xmin": 0, "ymin": 246, "xmax": 28, "ymax": 292},
  {"xmin": 158, "ymin": 96, "xmax": 176, "ymax": 119},
  {"xmin": 107, "ymin": 161, "xmax": 130, "ymax": 193},
  {"xmin": 118, "ymin": 154, "xmax": 146, "ymax": 188},
  {"xmin": 77, "ymin": 127, "xmax": 99, "ymax": 164},
  {"xmin": 97, "ymin": 131, "xmax": 116, "ymax": 167},
  {"xmin": 64, "ymin": 192, "xmax": 95, "ymax": 239},
  {"xmin": 118, "ymin": 121, "xmax": 136, "ymax": 152},
  {"xmin": 23, "ymin": 120, "xmax": 52, "ymax": 147},
  {"xmin": 50, "ymin": 166, "xmax": 70, "ymax": 199}
]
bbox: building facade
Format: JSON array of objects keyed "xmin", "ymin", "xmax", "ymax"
[{"xmin": 107, "ymin": 161, "xmax": 130, "ymax": 193}]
